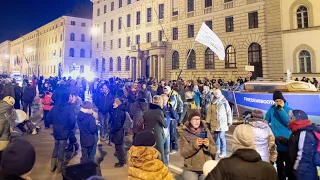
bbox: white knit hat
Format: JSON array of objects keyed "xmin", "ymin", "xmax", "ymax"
[{"xmin": 232, "ymin": 124, "xmax": 256, "ymax": 152}]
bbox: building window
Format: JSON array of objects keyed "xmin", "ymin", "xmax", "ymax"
[
  {"xmin": 104, "ymin": 5, "xmax": 107, "ymax": 13},
  {"xmin": 69, "ymin": 48, "xmax": 74, "ymax": 57},
  {"xmin": 224, "ymin": 0, "xmax": 233, "ymax": 2},
  {"xmin": 97, "ymin": 43, "xmax": 99, "ymax": 49},
  {"xmin": 297, "ymin": 6, "xmax": 309, "ymax": 28},
  {"xmin": 109, "ymin": 58, "xmax": 113, "ymax": 71},
  {"xmin": 147, "ymin": 8, "xmax": 152, "ymax": 22},
  {"xmin": 127, "ymin": 36, "xmax": 131, "ymax": 47},
  {"xmin": 111, "ymin": 2, "xmax": 114, "ymax": 11},
  {"xmin": 103, "ymin": 22, "xmax": 106, "ymax": 33},
  {"xmin": 127, "ymin": 14, "xmax": 131, "ymax": 27},
  {"xmin": 205, "ymin": 0, "xmax": 212, "ymax": 8},
  {"xmin": 102, "ymin": 58, "xmax": 106, "ymax": 72},
  {"xmin": 136, "ymin": 35, "xmax": 140, "ymax": 44},
  {"xmin": 188, "ymin": 0, "xmax": 194, "ymax": 12},
  {"xmin": 103, "ymin": 41, "xmax": 106, "ymax": 50},
  {"xmin": 226, "ymin": 16, "xmax": 234, "ymax": 32},
  {"xmin": 80, "ymin": 49, "xmax": 85, "ymax": 58},
  {"xmin": 187, "ymin": 50, "xmax": 196, "ymax": 69},
  {"xmin": 299, "ymin": 50, "xmax": 311, "ymax": 73},
  {"xmin": 125, "ymin": 56, "xmax": 130, "ymax": 71},
  {"xmin": 119, "ymin": 0, "xmax": 122, "ymax": 8},
  {"xmin": 111, "ymin": 19, "xmax": 114, "ymax": 31},
  {"xmin": 159, "ymin": 4, "xmax": 164, "ymax": 19},
  {"xmin": 248, "ymin": 43, "xmax": 262, "ymax": 63},
  {"xmin": 81, "ymin": 34, "xmax": 85, "ymax": 42},
  {"xmin": 95, "ymin": 59, "xmax": 99, "ymax": 72},
  {"xmin": 118, "ymin": 38, "xmax": 121, "ymax": 48},
  {"xmin": 188, "ymin": 24, "xmax": 194, "ymax": 38},
  {"xmin": 146, "ymin": 32, "xmax": 151, "ymax": 43},
  {"xmin": 118, "ymin": 17, "xmax": 122, "ymax": 29},
  {"xmin": 70, "ymin": 33, "xmax": 75, "ymax": 41},
  {"xmin": 110, "ymin": 40, "xmax": 113, "ymax": 49},
  {"xmin": 172, "ymin": 27, "xmax": 178, "ymax": 40},
  {"xmin": 128, "ymin": 0, "xmax": 131, "ymax": 5},
  {"xmin": 59, "ymin": 49, "xmax": 62, "ymax": 57},
  {"xmin": 117, "ymin": 57, "xmax": 122, "ymax": 71},
  {"xmin": 71, "ymin": 21, "xmax": 76, "ymax": 25},
  {"xmin": 158, "ymin": 30, "xmax": 163, "ymax": 41},
  {"xmin": 60, "ymin": 34, "xmax": 63, "ymax": 41},
  {"xmin": 136, "ymin": 11, "xmax": 141, "ymax": 25},
  {"xmin": 225, "ymin": 45, "xmax": 236, "ymax": 68},
  {"xmin": 205, "ymin": 20, "xmax": 212, "ymax": 30},
  {"xmin": 97, "ymin": 8, "xmax": 100, "ymax": 16},
  {"xmin": 248, "ymin": 12, "xmax": 258, "ymax": 29},
  {"xmin": 81, "ymin": 22, "xmax": 86, "ymax": 27},
  {"xmin": 172, "ymin": 51, "xmax": 179, "ymax": 69},
  {"xmin": 205, "ymin": 48, "xmax": 214, "ymax": 69},
  {"xmin": 80, "ymin": 65, "xmax": 84, "ymax": 73}
]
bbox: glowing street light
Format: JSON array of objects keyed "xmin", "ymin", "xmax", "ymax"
[
  {"xmin": 26, "ymin": 47, "xmax": 34, "ymax": 53},
  {"xmin": 91, "ymin": 27, "xmax": 100, "ymax": 36},
  {"xmin": 4, "ymin": 54, "xmax": 9, "ymax": 59}
]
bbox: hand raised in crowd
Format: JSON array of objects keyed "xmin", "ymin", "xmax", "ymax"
[
  {"xmin": 203, "ymin": 138, "xmax": 209, "ymax": 147},
  {"xmin": 196, "ymin": 138, "xmax": 203, "ymax": 147}
]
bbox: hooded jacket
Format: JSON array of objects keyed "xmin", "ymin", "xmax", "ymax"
[
  {"xmin": 129, "ymin": 99, "xmax": 148, "ymax": 134},
  {"xmin": 22, "ymin": 85, "xmax": 36, "ymax": 103},
  {"xmin": 42, "ymin": 93, "xmax": 53, "ymax": 111},
  {"xmin": 205, "ymin": 149, "xmax": 278, "ymax": 180},
  {"xmin": 110, "ymin": 104, "xmax": 126, "ymax": 145},
  {"xmin": 178, "ymin": 121, "xmax": 217, "ymax": 172},
  {"xmin": 77, "ymin": 109, "xmax": 97, "ymax": 148},
  {"xmin": 95, "ymin": 91, "xmax": 114, "ymax": 114},
  {"xmin": 127, "ymin": 146, "xmax": 174, "ymax": 180},
  {"xmin": 52, "ymin": 84, "xmax": 68, "ymax": 105}
]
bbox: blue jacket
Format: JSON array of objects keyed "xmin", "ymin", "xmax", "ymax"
[
  {"xmin": 265, "ymin": 103, "xmax": 292, "ymax": 151},
  {"xmin": 193, "ymin": 91, "xmax": 201, "ymax": 107}
]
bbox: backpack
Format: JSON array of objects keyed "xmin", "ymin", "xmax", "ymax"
[{"xmin": 189, "ymin": 101, "xmax": 198, "ymax": 110}]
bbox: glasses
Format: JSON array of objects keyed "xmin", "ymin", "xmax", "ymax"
[{"xmin": 191, "ymin": 118, "xmax": 201, "ymax": 121}]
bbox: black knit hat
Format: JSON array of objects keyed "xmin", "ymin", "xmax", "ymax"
[
  {"xmin": 1, "ymin": 138, "xmax": 36, "ymax": 176},
  {"xmin": 273, "ymin": 90, "xmax": 285, "ymax": 102},
  {"xmin": 132, "ymin": 131, "xmax": 156, "ymax": 147}
]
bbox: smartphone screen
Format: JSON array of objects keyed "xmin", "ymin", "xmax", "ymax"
[{"xmin": 200, "ymin": 131, "xmax": 207, "ymax": 139}]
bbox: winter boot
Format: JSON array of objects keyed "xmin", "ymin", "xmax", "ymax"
[
  {"xmin": 50, "ymin": 158, "xmax": 57, "ymax": 172},
  {"xmin": 56, "ymin": 161, "xmax": 64, "ymax": 173}
]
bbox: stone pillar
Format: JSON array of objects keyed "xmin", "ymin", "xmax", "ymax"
[{"xmin": 161, "ymin": 55, "xmax": 165, "ymax": 80}]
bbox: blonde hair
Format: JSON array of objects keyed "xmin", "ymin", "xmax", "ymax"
[{"xmin": 152, "ymin": 95, "xmax": 163, "ymax": 108}]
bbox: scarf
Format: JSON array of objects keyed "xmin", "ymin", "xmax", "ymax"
[
  {"xmin": 189, "ymin": 126, "xmax": 203, "ymax": 136},
  {"xmin": 289, "ymin": 120, "xmax": 311, "ymax": 132}
]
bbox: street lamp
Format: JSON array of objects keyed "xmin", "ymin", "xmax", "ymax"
[
  {"xmin": 26, "ymin": 47, "xmax": 34, "ymax": 53},
  {"xmin": 91, "ymin": 27, "xmax": 99, "ymax": 36}
]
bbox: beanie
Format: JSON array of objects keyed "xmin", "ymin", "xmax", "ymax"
[
  {"xmin": 251, "ymin": 109, "xmax": 264, "ymax": 119},
  {"xmin": 188, "ymin": 109, "xmax": 201, "ymax": 121},
  {"xmin": 3, "ymin": 96, "xmax": 15, "ymax": 107},
  {"xmin": 1, "ymin": 138, "xmax": 36, "ymax": 176},
  {"xmin": 290, "ymin": 110, "xmax": 309, "ymax": 120},
  {"xmin": 82, "ymin": 101, "xmax": 93, "ymax": 109},
  {"xmin": 132, "ymin": 131, "xmax": 156, "ymax": 147},
  {"xmin": 232, "ymin": 124, "xmax": 255, "ymax": 152},
  {"xmin": 273, "ymin": 90, "xmax": 285, "ymax": 102}
]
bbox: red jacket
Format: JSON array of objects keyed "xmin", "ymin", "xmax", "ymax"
[{"xmin": 42, "ymin": 93, "xmax": 53, "ymax": 111}]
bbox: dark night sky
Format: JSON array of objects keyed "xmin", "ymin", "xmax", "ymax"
[{"xmin": 0, "ymin": 0, "xmax": 92, "ymax": 42}]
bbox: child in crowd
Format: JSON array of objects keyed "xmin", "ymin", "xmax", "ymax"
[{"xmin": 42, "ymin": 91, "xmax": 53, "ymax": 129}]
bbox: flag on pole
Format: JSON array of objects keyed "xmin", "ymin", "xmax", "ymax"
[{"xmin": 195, "ymin": 22, "xmax": 225, "ymax": 60}]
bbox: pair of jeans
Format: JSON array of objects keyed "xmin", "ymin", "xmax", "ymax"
[
  {"xmin": 170, "ymin": 120, "xmax": 179, "ymax": 151},
  {"xmin": 115, "ymin": 144, "xmax": 126, "ymax": 164},
  {"xmin": 43, "ymin": 110, "xmax": 50, "ymax": 128},
  {"xmin": 52, "ymin": 139, "xmax": 67, "ymax": 161},
  {"xmin": 98, "ymin": 112, "xmax": 110, "ymax": 138},
  {"xmin": 276, "ymin": 151, "xmax": 292, "ymax": 180},
  {"xmin": 163, "ymin": 134, "xmax": 170, "ymax": 167},
  {"xmin": 81, "ymin": 145, "xmax": 95, "ymax": 163},
  {"xmin": 182, "ymin": 170, "xmax": 205, "ymax": 180},
  {"xmin": 23, "ymin": 102, "xmax": 32, "ymax": 117},
  {"xmin": 214, "ymin": 131, "xmax": 226, "ymax": 155}
]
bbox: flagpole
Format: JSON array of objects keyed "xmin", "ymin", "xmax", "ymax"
[{"xmin": 177, "ymin": 40, "xmax": 197, "ymax": 80}]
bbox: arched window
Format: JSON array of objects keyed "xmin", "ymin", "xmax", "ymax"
[
  {"xmin": 172, "ymin": 51, "xmax": 179, "ymax": 70},
  {"xmin": 95, "ymin": 59, "xmax": 99, "ymax": 72},
  {"xmin": 81, "ymin": 34, "xmax": 85, "ymax": 42},
  {"xmin": 125, "ymin": 56, "xmax": 130, "ymax": 71},
  {"xmin": 102, "ymin": 58, "xmax": 106, "ymax": 72},
  {"xmin": 109, "ymin": 58, "xmax": 113, "ymax": 71},
  {"xmin": 69, "ymin": 48, "xmax": 75, "ymax": 57},
  {"xmin": 80, "ymin": 65, "xmax": 84, "ymax": 73},
  {"xmin": 299, "ymin": 50, "xmax": 311, "ymax": 73},
  {"xmin": 80, "ymin": 49, "xmax": 85, "ymax": 58},
  {"xmin": 70, "ymin": 33, "xmax": 75, "ymax": 41},
  {"xmin": 59, "ymin": 49, "xmax": 62, "ymax": 57},
  {"xmin": 225, "ymin": 45, "xmax": 236, "ymax": 68},
  {"xmin": 205, "ymin": 48, "xmax": 214, "ymax": 69},
  {"xmin": 297, "ymin": 6, "xmax": 309, "ymax": 28},
  {"xmin": 117, "ymin": 57, "xmax": 122, "ymax": 71},
  {"xmin": 248, "ymin": 43, "xmax": 262, "ymax": 63},
  {"xmin": 187, "ymin": 50, "xmax": 196, "ymax": 69}
]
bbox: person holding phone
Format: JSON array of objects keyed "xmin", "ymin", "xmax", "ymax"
[{"xmin": 178, "ymin": 109, "xmax": 217, "ymax": 180}]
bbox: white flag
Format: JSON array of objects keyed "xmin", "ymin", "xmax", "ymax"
[{"xmin": 195, "ymin": 23, "xmax": 225, "ymax": 60}]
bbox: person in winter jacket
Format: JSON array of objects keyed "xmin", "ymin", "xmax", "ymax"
[
  {"xmin": 160, "ymin": 94, "xmax": 172, "ymax": 166},
  {"xmin": 47, "ymin": 93, "xmax": 76, "ymax": 173},
  {"xmin": 95, "ymin": 85, "xmax": 114, "ymax": 141},
  {"xmin": 205, "ymin": 89, "xmax": 232, "ymax": 158},
  {"xmin": 193, "ymin": 85, "xmax": 202, "ymax": 108},
  {"xmin": 247, "ymin": 109, "xmax": 277, "ymax": 163},
  {"xmin": 42, "ymin": 91, "xmax": 53, "ymax": 129},
  {"xmin": 265, "ymin": 90, "xmax": 292, "ymax": 180},
  {"xmin": 144, "ymin": 95, "xmax": 168, "ymax": 163},
  {"xmin": 22, "ymin": 82, "xmax": 36, "ymax": 117},
  {"xmin": 129, "ymin": 91, "xmax": 148, "ymax": 136},
  {"xmin": 205, "ymin": 124, "xmax": 278, "ymax": 180},
  {"xmin": 3, "ymin": 79, "xmax": 15, "ymax": 99},
  {"xmin": 77, "ymin": 101, "xmax": 98, "ymax": 163},
  {"xmin": 127, "ymin": 130, "xmax": 174, "ymax": 180},
  {"xmin": 157, "ymin": 80, "xmax": 165, "ymax": 95},
  {"xmin": 178, "ymin": 109, "xmax": 217, "ymax": 180},
  {"xmin": 110, "ymin": 98, "xmax": 126, "ymax": 168},
  {"xmin": 0, "ymin": 101, "xmax": 11, "ymax": 154},
  {"xmin": 13, "ymin": 83, "xmax": 22, "ymax": 109},
  {"xmin": 179, "ymin": 91, "xmax": 197, "ymax": 125},
  {"xmin": 2, "ymin": 96, "xmax": 17, "ymax": 131},
  {"xmin": 52, "ymin": 80, "xmax": 69, "ymax": 106},
  {"xmin": 141, "ymin": 84, "xmax": 152, "ymax": 104},
  {"xmin": 277, "ymin": 110, "xmax": 320, "ymax": 180},
  {"xmin": 67, "ymin": 80, "xmax": 80, "ymax": 97},
  {"xmin": 200, "ymin": 86, "xmax": 213, "ymax": 120}
]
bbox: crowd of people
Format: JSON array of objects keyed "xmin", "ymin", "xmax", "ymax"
[{"xmin": 0, "ymin": 74, "xmax": 318, "ymax": 180}]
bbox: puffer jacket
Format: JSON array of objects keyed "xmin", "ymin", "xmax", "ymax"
[
  {"xmin": 205, "ymin": 96, "xmax": 232, "ymax": 132},
  {"xmin": 127, "ymin": 146, "xmax": 174, "ymax": 180},
  {"xmin": 0, "ymin": 102, "xmax": 10, "ymax": 141},
  {"xmin": 42, "ymin": 93, "xmax": 53, "ymax": 111},
  {"xmin": 178, "ymin": 121, "xmax": 217, "ymax": 172},
  {"xmin": 247, "ymin": 118, "xmax": 277, "ymax": 163},
  {"xmin": 22, "ymin": 85, "xmax": 36, "ymax": 103},
  {"xmin": 201, "ymin": 92, "xmax": 213, "ymax": 119},
  {"xmin": 77, "ymin": 109, "xmax": 97, "ymax": 148},
  {"xmin": 129, "ymin": 99, "xmax": 148, "ymax": 134},
  {"xmin": 95, "ymin": 92, "xmax": 114, "ymax": 114}
]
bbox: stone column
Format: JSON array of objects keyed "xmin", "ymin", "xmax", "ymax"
[{"xmin": 160, "ymin": 55, "xmax": 165, "ymax": 80}]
